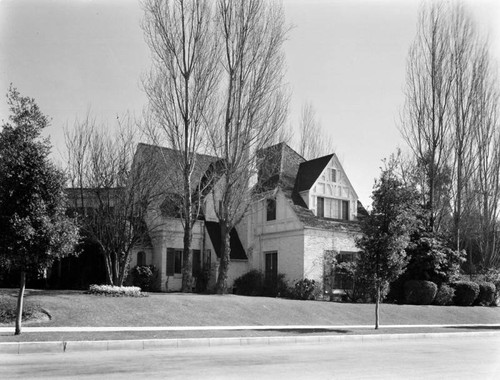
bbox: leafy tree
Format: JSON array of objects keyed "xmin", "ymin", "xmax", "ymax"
[
  {"xmin": 404, "ymin": 232, "xmax": 466, "ymax": 285},
  {"xmin": 356, "ymin": 166, "xmax": 418, "ymax": 329},
  {"xmin": 0, "ymin": 86, "xmax": 79, "ymax": 334}
]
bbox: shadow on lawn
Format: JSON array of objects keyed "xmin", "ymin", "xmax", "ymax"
[
  {"xmin": 445, "ymin": 325, "xmax": 500, "ymax": 330},
  {"xmin": 256, "ymin": 328, "xmax": 350, "ymax": 334}
]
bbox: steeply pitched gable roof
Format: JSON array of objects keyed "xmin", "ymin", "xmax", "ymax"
[
  {"xmin": 294, "ymin": 154, "xmax": 334, "ymax": 193},
  {"xmin": 133, "ymin": 143, "xmax": 220, "ymax": 216},
  {"xmin": 256, "ymin": 143, "xmax": 361, "ymax": 232},
  {"xmin": 205, "ymin": 221, "xmax": 247, "ymax": 260}
]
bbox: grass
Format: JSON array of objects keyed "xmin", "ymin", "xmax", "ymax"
[
  {"xmin": 0, "ymin": 293, "xmax": 45, "ymax": 324},
  {"xmin": 0, "ymin": 288, "xmax": 499, "ymax": 328}
]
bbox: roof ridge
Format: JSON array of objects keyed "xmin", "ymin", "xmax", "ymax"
[{"xmin": 137, "ymin": 142, "xmax": 220, "ymax": 160}]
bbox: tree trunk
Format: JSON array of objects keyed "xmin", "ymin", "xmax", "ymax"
[
  {"xmin": 375, "ymin": 284, "xmax": 380, "ymax": 330},
  {"xmin": 103, "ymin": 253, "xmax": 114, "ymax": 285},
  {"xmin": 182, "ymin": 223, "xmax": 193, "ymax": 293},
  {"xmin": 215, "ymin": 221, "xmax": 231, "ymax": 294},
  {"xmin": 15, "ymin": 271, "xmax": 26, "ymax": 335}
]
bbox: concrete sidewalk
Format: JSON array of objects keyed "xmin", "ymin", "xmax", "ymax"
[
  {"xmin": 1, "ymin": 324, "xmax": 500, "ymax": 354},
  {"xmin": 1, "ymin": 323, "xmax": 500, "ymax": 333}
]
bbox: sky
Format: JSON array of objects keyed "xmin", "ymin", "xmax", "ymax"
[{"xmin": 1, "ymin": 0, "xmax": 499, "ymax": 207}]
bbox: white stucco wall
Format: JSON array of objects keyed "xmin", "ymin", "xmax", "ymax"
[{"xmin": 241, "ymin": 190, "xmax": 305, "ymax": 283}]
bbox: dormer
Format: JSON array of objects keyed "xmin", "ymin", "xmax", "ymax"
[{"xmin": 294, "ymin": 154, "xmax": 358, "ymax": 221}]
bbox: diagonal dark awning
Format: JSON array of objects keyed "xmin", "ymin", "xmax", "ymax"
[{"xmin": 204, "ymin": 221, "xmax": 247, "ymax": 260}]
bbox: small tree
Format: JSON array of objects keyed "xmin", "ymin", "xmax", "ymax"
[
  {"xmin": 0, "ymin": 87, "xmax": 79, "ymax": 334},
  {"xmin": 64, "ymin": 114, "xmax": 162, "ymax": 286},
  {"xmin": 356, "ymin": 165, "xmax": 418, "ymax": 329}
]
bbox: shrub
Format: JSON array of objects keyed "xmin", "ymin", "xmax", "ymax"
[
  {"xmin": 233, "ymin": 270, "xmax": 264, "ymax": 296},
  {"xmin": 334, "ymin": 261, "xmax": 373, "ymax": 303},
  {"xmin": 87, "ymin": 284, "xmax": 144, "ymax": 297},
  {"xmin": 263, "ymin": 273, "xmax": 291, "ymax": 298},
  {"xmin": 480, "ymin": 268, "xmax": 500, "ymax": 306},
  {"xmin": 291, "ymin": 278, "xmax": 319, "ymax": 300},
  {"xmin": 475, "ymin": 282, "xmax": 496, "ymax": 306},
  {"xmin": 451, "ymin": 281, "xmax": 479, "ymax": 306},
  {"xmin": 130, "ymin": 265, "xmax": 158, "ymax": 292},
  {"xmin": 404, "ymin": 280, "xmax": 438, "ymax": 305},
  {"xmin": 432, "ymin": 284, "xmax": 455, "ymax": 306}
]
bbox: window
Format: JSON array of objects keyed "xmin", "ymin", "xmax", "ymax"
[
  {"xmin": 333, "ymin": 252, "xmax": 357, "ymax": 290},
  {"xmin": 316, "ymin": 197, "xmax": 349, "ymax": 220},
  {"xmin": 265, "ymin": 251, "xmax": 278, "ymax": 283},
  {"xmin": 137, "ymin": 251, "xmax": 146, "ymax": 266},
  {"xmin": 166, "ymin": 248, "xmax": 183, "ymax": 276},
  {"xmin": 317, "ymin": 197, "xmax": 325, "ymax": 217},
  {"xmin": 330, "ymin": 169, "xmax": 337, "ymax": 183},
  {"xmin": 266, "ymin": 198, "xmax": 276, "ymax": 221}
]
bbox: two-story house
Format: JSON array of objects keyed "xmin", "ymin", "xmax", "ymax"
[
  {"xmin": 126, "ymin": 142, "xmax": 363, "ymax": 293},
  {"xmin": 240, "ymin": 142, "xmax": 362, "ymax": 291}
]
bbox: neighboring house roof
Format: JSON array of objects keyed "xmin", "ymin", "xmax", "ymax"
[
  {"xmin": 294, "ymin": 154, "xmax": 334, "ymax": 193},
  {"xmin": 204, "ymin": 221, "xmax": 247, "ymax": 260}
]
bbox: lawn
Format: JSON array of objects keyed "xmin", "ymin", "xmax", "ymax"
[{"xmin": 1, "ymin": 288, "xmax": 499, "ymax": 328}]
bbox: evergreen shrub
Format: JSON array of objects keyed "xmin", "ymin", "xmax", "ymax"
[
  {"xmin": 432, "ymin": 284, "xmax": 455, "ymax": 306},
  {"xmin": 291, "ymin": 278, "xmax": 319, "ymax": 300},
  {"xmin": 475, "ymin": 282, "xmax": 496, "ymax": 306},
  {"xmin": 404, "ymin": 280, "xmax": 437, "ymax": 305},
  {"xmin": 130, "ymin": 265, "xmax": 158, "ymax": 292},
  {"xmin": 451, "ymin": 281, "xmax": 479, "ymax": 306},
  {"xmin": 233, "ymin": 270, "xmax": 264, "ymax": 296}
]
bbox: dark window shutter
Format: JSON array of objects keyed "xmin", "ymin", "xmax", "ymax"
[
  {"xmin": 342, "ymin": 200, "xmax": 349, "ymax": 220},
  {"xmin": 317, "ymin": 197, "xmax": 324, "ymax": 217},
  {"xmin": 166, "ymin": 248, "xmax": 175, "ymax": 276},
  {"xmin": 192, "ymin": 250, "xmax": 201, "ymax": 276}
]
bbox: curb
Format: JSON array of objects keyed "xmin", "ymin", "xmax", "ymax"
[{"xmin": 1, "ymin": 331, "xmax": 499, "ymax": 355}]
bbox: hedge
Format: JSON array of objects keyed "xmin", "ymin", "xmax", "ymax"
[
  {"xmin": 432, "ymin": 284, "xmax": 455, "ymax": 306},
  {"xmin": 451, "ymin": 281, "xmax": 479, "ymax": 306},
  {"xmin": 475, "ymin": 282, "xmax": 496, "ymax": 306},
  {"xmin": 404, "ymin": 280, "xmax": 438, "ymax": 305}
]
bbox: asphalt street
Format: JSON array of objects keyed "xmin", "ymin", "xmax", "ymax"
[{"xmin": 1, "ymin": 334, "xmax": 499, "ymax": 379}]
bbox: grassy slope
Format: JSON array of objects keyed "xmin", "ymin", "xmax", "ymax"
[{"xmin": 1, "ymin": 289, "xmax": 499, "ymax": 328}]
